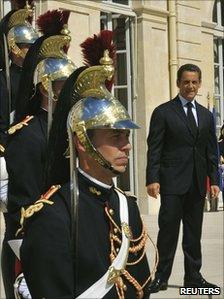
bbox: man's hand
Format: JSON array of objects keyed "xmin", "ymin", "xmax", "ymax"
[
  {"xmin": 147, "ymin": 183, "xmax": 160, "ymax": 199},
  {"xmin": 210, "ymin": 185, "xmax": 220, "ymax": 199}
]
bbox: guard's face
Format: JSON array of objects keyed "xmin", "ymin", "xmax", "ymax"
[
  {"xmin": 10, "ymin": 43, "xmax": 31, "ymax": 67},
  {"xmin": 92, "ymin": 129, "xmax": 131, "ymax": 173},
  {"xmin": 177, "ymin": 71, "xmax": 201, "ymax": 101},
  {"xmin": 17, "ymin": 43, "xmax": 31, "ymax": 58},
  {"xmin": 39, "ymin": 80, "xmax": 65, "ymax": 111},
  {"xmin": 52, "ymin": 80, "xmax": 65, "ymax": 101}
]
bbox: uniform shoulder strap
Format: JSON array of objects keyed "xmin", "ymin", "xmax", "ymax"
[
  {"xmin": 8, "ymin": 115, "xmax": 34, "ymax": 135},
  {"xmin": 16, "ymin": 185, "xmax": 61, "ymax": 236}
]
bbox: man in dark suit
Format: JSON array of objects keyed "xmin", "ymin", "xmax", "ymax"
[{"xmin": 146, "ymin": 64, "xmax": 220, "ymax": 293}]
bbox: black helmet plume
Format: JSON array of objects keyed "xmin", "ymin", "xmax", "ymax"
[{"xmin": 45, "ymin": 66, "xmax": 87, "ymax": 187}]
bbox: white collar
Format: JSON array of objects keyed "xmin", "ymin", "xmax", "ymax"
[
  {"xmin": 40, "ymin": 107, "xmax": 48, "ymax": 112},
  {"xmin": 179, "ymin": 94, "xmax": 196, "ymax": 108},
  {"xmin": 78, "ymin": 167, "xmax": 112, "ymax": 190}
]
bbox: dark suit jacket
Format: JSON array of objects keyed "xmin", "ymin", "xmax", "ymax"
[
  {"xmin": 146, "ymin": 96, "xmax": 219, "ymax": 197},
  {"xmin": 218, "ymin": 139, "xmax": 224, "ymax": 157}
]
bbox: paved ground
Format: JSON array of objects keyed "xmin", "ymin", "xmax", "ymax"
[
  {"xmin": 143, "ymin": 211, "xmax": 223, "ymax": 299},
  {"xmin": 0, "ymin": 210, "xmax": 223, "ymax": 299}
]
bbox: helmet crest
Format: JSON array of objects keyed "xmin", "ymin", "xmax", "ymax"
[{"xmin": 80, "ymin": 30, "xmax": 116, "ymax": 92}]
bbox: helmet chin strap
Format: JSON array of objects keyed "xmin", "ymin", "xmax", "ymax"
[
  {"xmin": 91, "ymin": 151, "xmax": 121, "ymax": 176},
  {"xmin": 75, "ymin": 123, "xmax": 120, "ymax": 175},
  {"xmin": 87, "ymin": 138, "xmax": 121, "ymax": 175}
]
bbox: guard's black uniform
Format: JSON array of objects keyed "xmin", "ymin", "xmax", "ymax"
[
  {"xmin": 2, "ymin": 109, "xmax": 47, "ymax": 298},
  {"xmin": 21, "ymin": 171, "xmax": 150, "ymax": 299},
  {"xmin": 0, "ymin": 64, "xmax": 23, "ymax": 298},
  {"xmin": 6, "ymin": 108, "xmax": 47, "ymax": 215},
  {"xmin": 0, "ymin": 63, "xmax": 22, "ymax": 151}
]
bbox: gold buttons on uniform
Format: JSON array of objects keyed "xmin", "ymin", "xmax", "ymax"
[
  {"xmin": 109, "ymin": 208, "xmax": 114, "ymax": 215},
  {"xmin": 89, "ymin": 186, "xmax": 101, "ymax": 196}
]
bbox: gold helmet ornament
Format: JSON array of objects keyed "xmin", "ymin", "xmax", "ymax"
[
  {"xmin": 67, "ymin": 31, "xmax": 139, "ymax": 173},
  {"xmin": 7, "ymin": 0, "xmax": 38, "ymax": 58},
  {"xmin": 33, "ymin": 9, "xmax": 76, "ymax": 95}
]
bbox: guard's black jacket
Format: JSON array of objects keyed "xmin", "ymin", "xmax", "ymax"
[
  {"xmin": 5, "ymin": 109, "xmax": 47, "ymax": 229},
  {"xmin": 21, "ymin": 172, "xmax": 150, "ymax": 299},
  {"xmin": 0, "ymin": 63, "xmax": 22, "ymax": 151},
  {"xmin": 2, "ymin": 109, "xmax": 47, "ymax": 298}
]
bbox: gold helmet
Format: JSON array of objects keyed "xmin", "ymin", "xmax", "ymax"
[
  {"xmin": 7, "ymin": 1, "xmax": 38, "ymax": 58},
  {"xmin": 67, "ymin": 49, "xmax": 139, "ymax": 173},
  {"xmin": 33, "ymin": 10, "xmax": 76, "ymax": 93}
]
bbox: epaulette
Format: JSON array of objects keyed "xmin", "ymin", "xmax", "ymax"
[
  {"xmin": 8, "ymin": 115, "xmax": 34, "ymax": 135},
  {"xmin": 0, "ymin": 144, "xmax": 5, "ymax": 154},
  {"xmin": 16, "ymin": 185, "xmax": 61, "ymax": 236},
  {"xmin": 115, "ymin": 187, "xmax": 137, "ymax": 201}
]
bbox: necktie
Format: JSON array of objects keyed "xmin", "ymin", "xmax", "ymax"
[{"xmin": 186, "ymin": 102, "xmax": 197, "ymax": 137}]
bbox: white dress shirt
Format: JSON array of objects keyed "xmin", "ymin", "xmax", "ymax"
[{"xmin": 179, "ymin": 94, "xmax": 198, "ymax": 126}]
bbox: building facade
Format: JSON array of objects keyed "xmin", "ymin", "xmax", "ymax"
[{"xmin": 1, "ymin": 0, "xmax": 223, "ymax": 214}]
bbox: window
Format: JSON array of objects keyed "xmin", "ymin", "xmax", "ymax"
[
  {"xmin": 102, "ymin": 0, "xmax": 130, "ymax": 6},
  {"xmin": 213, "ymin": 0, "xmax": 224, "ymax": 27},
  {"xmin": 214, "ymin": 38, "xmax": 223, "ymax": 128},
  {"xmin": 0, "ymin": 0, "xmax": 12, "ymax": 18},
  {"xmin": 113, "ymin": 0, "xmax": 129, "ymax": 5},
  {"xmin": 213, "ymin": 0, "xmax": 224, "ymax": 133},
  {"xmin": 101, "ymin": 12, "xmax": 135, "ymax": 192}
]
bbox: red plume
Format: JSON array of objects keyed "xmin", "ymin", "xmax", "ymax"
[
  {"xmin": 80, "ymin": 30, "xmax": 116, "ymax": 91},
  {"xmin": 37, "ymin": 9, "xmax": 70, "ymax": 36},
  {"xmin": 80, "ymin": 30, "xmax": 116, "ymax": 67},
  {"xmin": 61, "ymin": 10, "xmax": 70, "ymax": 26}
]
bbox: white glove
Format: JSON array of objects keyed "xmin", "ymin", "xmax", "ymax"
[
  {"xmin": 0, "ymin": 156, "xmax": 8, "ymax": 180},
  {"xmin": 0, "ymin": 156, "xmax": 8, "ymax": 212},
  {"xmin": 14, "ymin": 273, "xmax": 32, "ymax": 299},
  {"xmin": 0, "ymin": 181, "xmax": 8, "ymax": 212}
]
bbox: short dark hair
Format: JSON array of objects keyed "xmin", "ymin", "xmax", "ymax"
[{"xmin": 177, "ymin": 64, "xmax": 202, "ymax": 82}]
